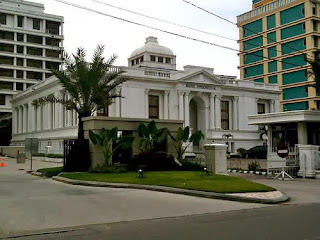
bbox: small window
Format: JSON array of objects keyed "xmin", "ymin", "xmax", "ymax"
[
  {"xmin": 314, "ymin": 20, "xmax": 318, "ymax": 31},
  {"xmin": 303, "ymin": 23, "xmax": 306, "ymax": 31},
  {"xmin": 0, "ymin": 94, "xmax": 5, "ymax": 105},
  {"xmin": 303, "ymin": 39, "xmax": 306, "ymax": 46},
  {"xmin": 17, "ymin": 33, "xmax": 23, "ymax": 42},
  {"xmin": 158, "ymin": 56, "xmax": 163, "ymax": 63},
  {"xmin": 33, "ymin": 18, "xmax": 41, "ymax": 30},
  {"xmin": 166, "ymin": 58, "xmax": 171, "ymax": 64},
  {"xmin": 16, "ymin": 58, "xmax": 23, "ymax": 66},
  {"xmin": 0, "ymin": 13, "xmax": 6, "ymax": 25},
  {"xmin": 258, "ymin": 103, "xmax": 266, "ymax": 114},
  {"xmin": 16, "ymin": 82, "xmax": 23, "ymax": 91},
  {"xmin": 150, "ymin": 55, "xmax": 156, "ymax": 62},
  {"xmin": 313, "ymin": 4, "xmax": 316, "ymax": 15},
  {"xmin": 17, "ymin": 70, "xmax": 23, "ymax": 78},
  {"xmin": 315, "ymin": 37, "xmax": 318, "ymax": 48},
  {"xmin": 17, "ymin": 16, "xmax": 23, "ymax": 27},
  {"xmin": 302, "ymin": 8, "xmax": 305, "ymax": 15},
  {"xmin": 131, "ymin": 60, "xmax": 134, "ymax": 66},
  {"xmin": 140, "ymin": 56, "xmax": 144, "ymax": 62},
  {"xmin": 149, "ymin": 95, "xmax": 159, "ymax": 119},
  {"xmin": 135, "ymin": 58, "xmax": 139, "ymax": 64},
  {"xmin": 221, "ymin": 101, "xmax": 229, "ymax": 130},
  {"xmin": 17, "ymin": 46, "xmax": 23, "ymax": 54}
]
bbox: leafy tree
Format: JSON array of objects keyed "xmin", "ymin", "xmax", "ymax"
[
  {"xmin": 32, "ymin": 45, "xmax": 128, "ymax": 139},
  {"xmin": 168, "ymin": 126, "xmax": 204, "ymax": 162},
  {"xmin": 137, "ymin": 120, "xmax": 168, "ymax": 153},
  {"xmin": 89, "ymin": 127, "xmax": 134, "ymax": 165},
  {"xmin": 306, "ymin": 50, "xmax": 320, "ymax": 96}
]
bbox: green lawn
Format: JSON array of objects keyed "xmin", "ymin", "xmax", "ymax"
[
  {"xmin": 60, "ymin": 171, "xmax": 275, "ymax": 193},
  {"xmin": 37, "ymin": 167, "xmax": 63, "ymax": 177}
]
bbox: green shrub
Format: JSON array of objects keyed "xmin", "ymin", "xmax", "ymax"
[
  {"xmin": 33, "ymin": 153, "xmax": 63, "ymax": 158},
  {"xmin": 237, "ymin": 148, "xmax": 246, "ymax": 158},
  {"xmin": 89, "ymin": 164, "xmax": 128, "ymax": 173},
  {"xmin": 178, "ymin": 160, "xmax": 204, "ymax": 171},
  {"xmin": 129, "ymin": 152, "xmax": 176, "ymax": 171},
  {"xmin": 37, "ymin": 167, "xmax": 63, "ymax": 177},
  {"xmin": 248, "ymin": 161, "xmax": 261, "ymax": 171}
]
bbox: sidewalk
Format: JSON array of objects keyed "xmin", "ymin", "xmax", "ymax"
[{"xmin": 0, "ymin": 156, "xmax": 62, "ymax": 174}]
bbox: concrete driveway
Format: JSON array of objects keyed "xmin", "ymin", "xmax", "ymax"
[{"xmin": 0, "ymin": 158, "xmax": 264, "ymax": 237}]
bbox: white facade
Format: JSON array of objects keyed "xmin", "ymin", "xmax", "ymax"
[
  {"xmin": 11, "ymin": 37, "xmax": 280, "ymax": 154},
  {"xmin": 0, "ymin": 0, "xmax": 64, "ymax": 119}
]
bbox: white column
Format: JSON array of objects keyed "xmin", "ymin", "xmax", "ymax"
[
  {"xmin": 47, "ymin": 102, "xmax": 53, "ymax": 129},
  {"xmin": 67, "ymin": 95, "xmax": 73, "ymax": 126},
  {"xmin": 60, "ymin": 92, "xmax": 65, "ymax": 128},
  {"xmin": 233, "ymin": 97, "xmax": 238, "ymax": 130},
  {"xmin": 210, "ymin": 93, "xmax": 215, "ymax": 130},
  {"xmin": 19, "ymin": 106, "xmax": 23, "ymax": 133},
  {"xmin": 36, "ymin": 106, "xmax": 41, "ymax": 131},
  {"xmin": 54, "ymin": 92, "xmax": 60, "ymax": 128},
  {"xmin": 270, "ymin": 100, "xmax": 275, "ymax": 113},
  {"xmin": 178, "ymin": 91, "xmax": 184, "ymax": 120},
  {"xmin": 184, "ymin": 92, "xmax": 190, "ymax": 127},
  {"xmin": 13, "ymin": 108, "xmax": 18, "ymax": 134},
  {"xmin": 215, "ymin": 95, "xmax": 221, "ymax": 129},
  {"xmin": 28, "ymin": 103, "xmax": 33, "ymax": 132},
  {"xmin": 115, "ymin": 88, "xmax": 121, "ymax": 117},
  {"xmin": 145, "ymin": 89, "xmax": 149, "ymax": 118},
  {"xmin": 24, "ymin": 104, "xmax": 28, "ymax": 133},
  {"xmin": 33, "ymin": 106, "xmax": 37, "ymax": 132},
  {"xmin": 163, "ymin": 91, "xmax": 169, "ymax": 120}
]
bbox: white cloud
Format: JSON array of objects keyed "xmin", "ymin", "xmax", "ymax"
[{"xmin": 33, "ymin": 0, "xmax": 252, "ymax": 77}]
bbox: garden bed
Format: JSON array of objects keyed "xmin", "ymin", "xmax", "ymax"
[{"xmin": 59, "ymin": 171, "xmax": 275, "ymax": 193}]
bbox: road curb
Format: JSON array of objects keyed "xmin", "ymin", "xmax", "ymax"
[
  {"xmin": 31, "ymin": 171, "xmax": 44, "ymax": 177},
  {"xmin": 52, "ymin": 176, "xmax": 290, "ymax": 204}
]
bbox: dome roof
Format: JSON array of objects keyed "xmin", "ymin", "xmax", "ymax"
[{"xmin": 130, "ymin": 36, "xmax": 174, "ymax": 58}]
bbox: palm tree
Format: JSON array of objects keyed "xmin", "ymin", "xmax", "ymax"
[
  {"xmin": 306, "ymin": 50, "xmax": 320, "ymax": 97},
  {"xmin": 33, "ymin": 45, "xmax": 129, "ymax": 140}
]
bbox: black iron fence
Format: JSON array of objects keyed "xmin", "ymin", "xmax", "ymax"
[{"xmin": 63, "ymin": 139, "xmax": 90, "ymax": 172}]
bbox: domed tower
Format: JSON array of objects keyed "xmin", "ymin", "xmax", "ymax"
[{"xmin": 128, "ymin": 36, "xmax": 176, "ymax": 70}]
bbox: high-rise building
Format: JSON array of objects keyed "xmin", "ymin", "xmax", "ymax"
[
  {"xmin": 0, "ymin": 0, "xmax": 63, "ymax": 119},
  {"xmin": 237, "ymin": 0, "xmax": 319, "ymax": 111}
]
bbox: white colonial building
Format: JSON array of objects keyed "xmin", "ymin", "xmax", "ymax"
[{"xmin": 11, "ymin": 36, "xmax": 280, "ymax": 154}]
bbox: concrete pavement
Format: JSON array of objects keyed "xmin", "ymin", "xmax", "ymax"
[{"xmin": 0, "ymin": 158, "xmax": 264, "ymax": 237}]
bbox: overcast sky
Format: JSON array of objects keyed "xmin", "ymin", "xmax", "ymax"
[{"xmin": 32, "ymin": 0, "xmax": 253, "ymax": 78}]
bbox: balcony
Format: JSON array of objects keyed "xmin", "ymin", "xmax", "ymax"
[{"xmin": 237, "ymin": 0, "xmax": 298, "ymax": 23}]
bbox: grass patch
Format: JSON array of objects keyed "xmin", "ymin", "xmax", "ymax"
[
  {"xmin": 60, "ymin": 171, "xmax": 275, "ymax": 193},
  {"xmin": 33, "ymin": 153, "xmax": 63, "ymax": 158},
  {"xmin": 37, "ymin": 167, "xmax": 63, "ymax": 177}
]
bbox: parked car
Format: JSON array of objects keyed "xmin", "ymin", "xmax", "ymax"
[{"xmin": 244, "ymin": 146, "xmax": 267, "ymax": 159}]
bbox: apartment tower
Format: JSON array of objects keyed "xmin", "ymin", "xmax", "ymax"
[
  {"xmin": 237, "ymin": 0, "xmax": 319, "ymax": 111},
  {"xmin": 0, "ymin": 0, "xmax": 63, "ymax": 119}
]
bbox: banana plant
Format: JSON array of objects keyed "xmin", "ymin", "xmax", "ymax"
[
  {"xmin": 137, "ymin": 120, "xmax": 168, "ymax": 153},
  {"xmin": 168, "ymin": 126, "xmax": 204, "ymax": 162},
  {"xmin": 89, "ymin": 127, "xmax": 134, "ymax": 165}
]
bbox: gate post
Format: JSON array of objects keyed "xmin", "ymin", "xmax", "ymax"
[{"xmin": 204, "ymin": 144, "xmax": 228, "ymax": 175}]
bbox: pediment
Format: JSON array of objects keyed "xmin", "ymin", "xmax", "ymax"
[{"xmin": 180, "ymin": 70, "xmax": 222, "ymax": 85}]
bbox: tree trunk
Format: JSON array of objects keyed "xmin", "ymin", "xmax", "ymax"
[{"xmin": 77, "ymin": 113, "xmax": 90, "ymax": 140}]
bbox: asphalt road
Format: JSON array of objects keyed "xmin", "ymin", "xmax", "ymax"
[
  {"xmin": 4, "ymin": 203, "xmax": 320, "ymax": 240},
  {"xmin": 1, "ymin": 158, "xmax": 320, "ymax": 240}
]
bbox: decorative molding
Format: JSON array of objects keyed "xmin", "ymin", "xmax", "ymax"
[{"xmin": 164, "ymin": 90, "xmax": 170, "ymax": 96}]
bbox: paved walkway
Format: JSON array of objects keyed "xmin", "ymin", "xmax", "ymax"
[
  {"xmin": 0, "ymin": 158, "xmax": 264, "ymax": 237},
  {"xmin": 229, "ymin": 172, "xmax": 320, "ymax": 205}
]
